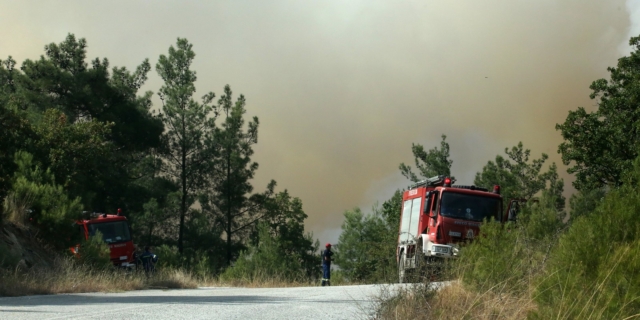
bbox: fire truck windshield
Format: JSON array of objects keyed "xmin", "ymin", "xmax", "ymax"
[
  {"xmin": 439, "ymin": 192, "xmax": 501, "ymax": 222},
  {"xmin": 87, "ymin": 221, "xmax": 131, "ymax": 244}
]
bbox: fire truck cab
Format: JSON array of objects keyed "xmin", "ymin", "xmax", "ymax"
[
  {"xmin": 72, "ymin": 209, "xmax": 136, "ymax": 268},
  {"xmin": 397, "ymin": 175, "xmax": 503, "ymax": 283}
]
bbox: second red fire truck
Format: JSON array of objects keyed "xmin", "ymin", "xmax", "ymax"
[{"xmin": 71, "ymin": 209, "xmax": 136, "ymax": 268}]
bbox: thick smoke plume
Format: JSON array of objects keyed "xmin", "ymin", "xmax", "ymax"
[{"xmin": 0, "ymin": 0, "xmax": 633, "ymax": 242}]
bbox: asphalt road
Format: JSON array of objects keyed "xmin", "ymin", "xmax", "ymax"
[{"xmin": 0, "ymin": 284, "xmax": 399, "ymax": 320}]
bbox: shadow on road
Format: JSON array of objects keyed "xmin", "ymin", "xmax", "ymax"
[{"xmin": 0, "ymin": 292, "xmax": 369, "ymax": 307}]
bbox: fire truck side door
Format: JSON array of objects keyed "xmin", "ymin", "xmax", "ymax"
[
  {"xmin": 430, "ymin": 192, "xmax": 439, "ymax": 217},
  {"xmin": 428, "ymin": 192, "xmax": 439, "ymax": 228}
]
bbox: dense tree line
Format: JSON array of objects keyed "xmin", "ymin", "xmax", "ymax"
[
  {"xmin": 0, "ymin": 34, "xmax": 319, "ymax": 278},
  {"xmin": 342, "ymin": 35, "xmax": 640, "ymax": 318}
]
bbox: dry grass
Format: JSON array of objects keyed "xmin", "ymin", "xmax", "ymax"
[
  {"xmin": 0, "ymin": 257, "xmax": 201, "ymax": 297},
  {"xmin": 2, "ymin": 191, "xmax": 34, "ymax": 226},
  {"xmin": 217, "ymin": 269, "xmax": 323, "ymax": 288},
  {"xmin": 215, "ymin": 268, "xmax": 359, "ymax": 288},
  {"xmin": 374, "ymin": 281, "xmax": 536, "ymax": 320},
  {"xmin": 0, "ymin": 258, "xmax": 332, "ymax": 297},
  {"xmin": 217, "ymin": 277, "xmax": 317, "ymax": 288},
  {"xmin": 428, "ymin": 282, "xmax": 535, "ymax": 319}
]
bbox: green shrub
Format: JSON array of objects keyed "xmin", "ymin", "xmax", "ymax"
[
  {"xmin": 4, "ymin": 151, "xmax": 83, "ymax": 250},
  {"xmin": 534, "ymin": 159, "xmax": 640, "ymax": 319},
  {"xmin": 568, "ymin": 187, "xmax": 606, "ymax": 222},
  {"xmin": 152, "ymin": 245, "xmax": 213, "ymax": 278},
  {"xmin": 154, "ymin": 245, "xmax": 180, "ymax": 269},
  {"xmin": 221, "ymin": 223, "xmax": 312, "ymax": 283},
  {"xmin": 335, "ymin": 201, "xmax": 400, "ymax": 284},
  {"xmin": 457, "ymin": 191, "xmax": 564, "ymax": 294},
  {"xmin": 456, "ymin": 219, "xmax": 526, "ymax": 292},
  {"xmin": 76, "ymin": 231, "xmax": 112, "ymax": 269}
]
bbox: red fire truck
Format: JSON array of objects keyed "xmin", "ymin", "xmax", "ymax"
[
  {"xmin": 396, "ymin": 175, "xmax": 502, "ymax": 283},
  {"xmin": 71, "ymin": 209, "xmax": 136, "ymax": 268}
]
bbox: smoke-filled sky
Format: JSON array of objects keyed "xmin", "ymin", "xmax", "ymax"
[{"xmin": 1, "ymin": 0, "xmax": 637, "ymax": 243}]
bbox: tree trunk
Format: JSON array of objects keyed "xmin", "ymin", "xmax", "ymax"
[
  {"xmin": 179, "ymin": 119, "xmax": 187, "ymax": 254},
  {"xmin": 226, "ymin": 147, "xmax": 232, "ymax": 266}
]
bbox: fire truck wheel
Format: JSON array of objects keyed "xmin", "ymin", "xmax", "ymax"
[
  {"xmin": 398, "ymin": 251, "xmax": 406, "ymax": 284},
  {"xmin": 413, "ymin": 246, "xmax": 423, "ymax": 283}
]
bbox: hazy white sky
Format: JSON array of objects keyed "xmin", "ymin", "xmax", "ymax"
[{"xmin": 0, "ymin": 0, "xmax": 636, "ymax": 243}]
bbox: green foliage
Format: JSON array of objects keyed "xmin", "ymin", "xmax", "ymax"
[
  {"xmin": 218, "ymin": 193, "xmax": 319, "ymax": 282},
  {"xmin": 221, "ymin": 223, "xmax": 318, "ymax": 282},
  {"xmin": 33, "ymin": 108, "xmax": 113, "ymax": 205},
  {"xmin": 474, "ymin": 142, "xmax": 565, "ymax": 210},
  {"xmin": 18, "ymin": 34, "xmax": 163, "ymax": 152},
  {"xmin": 126, "ymin": 153, "xmax": 180, "ymax": 246},
  {"xmin": 399, "ymin": 134, "xmax": 453, "ymax": 182},
  {"xmin": 457, "ymin": 220, "xmax": 524, "ymax": 292},
  {"xmin": 534, "ymin": 158, "xmax": 640, "ymax": 319},
  {"xmin": 556, "ymin": 36, "xmax": 640, "ymax": 191},
  {"xmin": 153, "ymin": 244, "xmax": 217, "ymax": 279},
  {"xmin": 1, "ymin": 34, "xmax": 163, "ymax": 214},
  {"xmin": 0, "ymin": 35, "xmax": 308, "ymax": 281},
  {"xmin": 380, "ymin": 190, "xmax": 403, "ymax": 229},
  {"xmin": 335, "ymin": 192, "xmax": 402, "ymax": 283},
  {"xmin": 152, "ymin": 244, "xmax": 211, "ymax": 278},
  {"xmin": 200, "ymin": 84, "xmax": 275, "ymax": 266},
  {"xmin": 5, "ymin": 151, "xmax": 83, "ymax": 249},
  {"xmin": 568, "ymin": 187, "xmax": 606, "ymax": 222},
  {"xmin": 156, "ymin": 38, "xmax": 217, "ymax": 254},
  {"xmin": 260, "ymin": 191, "xmax": 319, "ymax": 278},
  {"xmin": 0, "ymin": 99, "xmax": 33, "ymax": 209},
  {"xmin": 132, "ymin": 194, "xmax": 180, "ymax": 246},
  {"xmin": 76, "ymin": 231, "xmax": 111, "ymax": 269},
  {"xmin": 457, "ymin": 191, "xmax": 564, "ymax": 294},
  {"xmin": 154, "ymin": 245, "xmax": 181, "ymax": 269}
]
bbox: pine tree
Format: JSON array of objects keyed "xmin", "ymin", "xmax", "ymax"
[
  {"xmin": 156, "ymin": 38, "xmax": 217, "ymax": 254},
  {"xmin": 399, "ymin": 134, "xmax": 453, "ymax": 182},
  {"xmin": 201, "ymin": 85, "xmax": 274, "ymax": 266}
]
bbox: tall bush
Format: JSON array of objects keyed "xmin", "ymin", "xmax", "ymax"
[
  {"xmin": 3, "ymin": 151, "xmax": 83, "ymax": 249},
  {"xmin": 457, "ymin": 191, "xmax": 564, "ymax": 294},
  {"xmin": 534, "ymin": 158, "xmax": 640, "ymax": 319},
  {"xmin": 221, "ymin": 223, "xmax": 315, "ymax": 283},
  {"xmin": 76, "ymin": 230, "xmax": 111, "ymax": 269}
]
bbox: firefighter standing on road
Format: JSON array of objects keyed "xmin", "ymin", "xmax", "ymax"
[{"xmin": 321, "ymin": 243, "xmax": 333, "ymax": 286}]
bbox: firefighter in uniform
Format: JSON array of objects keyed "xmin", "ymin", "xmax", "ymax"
[
  {"xmin": 321, "ymin": 243, "xmax": 333, "ymax": 286},
  {"xmin": 138, "ymin": 246, "xmax": 158, "ymax": 275}
]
